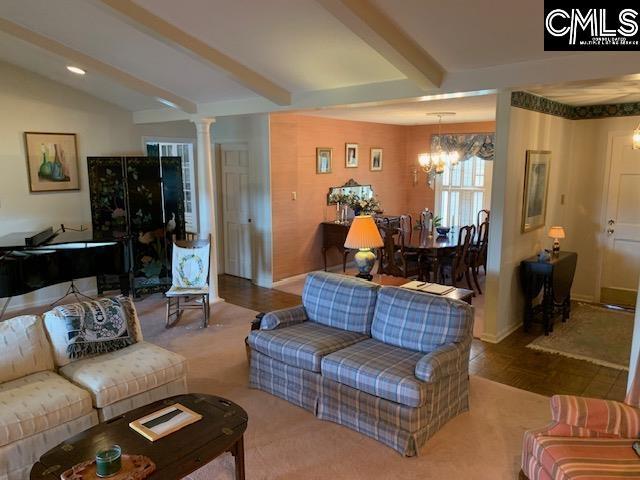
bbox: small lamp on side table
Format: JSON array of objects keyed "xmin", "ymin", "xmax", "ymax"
[
  {"xmin": 344, "ymin": 215, "xmax": 384, "ymax": 281},
  {"xmin": 548, "ymin": 226, "xmax": 565, "ymax": 256}
]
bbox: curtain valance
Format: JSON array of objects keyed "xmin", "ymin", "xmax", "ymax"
[{"xmin": 431, "ymin": 133, "xmax": 495, "ymax": 161}]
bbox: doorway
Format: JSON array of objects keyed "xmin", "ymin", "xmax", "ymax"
[
  {"xmin": 600, "ymin": 133, "xmax": 640, "ymax": 307},
  {"xmin": 220, "ymin": 143, "xmax": 252, "ymax": 280}
]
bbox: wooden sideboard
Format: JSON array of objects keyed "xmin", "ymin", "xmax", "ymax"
[{"xmin": 321, "ymin": 216, "xmax": 400, "ymax": 271}]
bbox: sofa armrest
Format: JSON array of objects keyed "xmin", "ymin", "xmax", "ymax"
[
  {"xmin": 414, "ymin": 342, "xmax": 467, "ymax": 383},
  {"xmin": 549, "ymin": 395, "xmax": 640, "ymax": 438},
  {"xmin": 260, "ymin": 305, "xmax": 308, "ymax": 330}
]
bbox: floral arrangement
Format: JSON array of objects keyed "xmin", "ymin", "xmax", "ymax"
[
  {"xmin": 329, "ymin": 191, "xmax": 381, "ymax": 215},
  {"xmin": 345, "ymin": 193, "xmax": 381, "ymax": 215}
]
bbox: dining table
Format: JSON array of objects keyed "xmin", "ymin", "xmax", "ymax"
[{"xmin": 401, "ymin": 228, "xmax": 459, "ymax": 283}]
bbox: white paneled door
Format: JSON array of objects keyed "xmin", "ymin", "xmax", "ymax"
[
  {"xmin": 221, "ymin": 144, "xmax": 252, "ymax": 279},
  {"xmin": 601, "ymin": 134, "xmax": 640, "ymax": 307}
]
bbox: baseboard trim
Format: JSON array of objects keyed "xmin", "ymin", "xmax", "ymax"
[
  {"xmin": 481, "ymin": 321, "xmax": 523, "ymax": 344},
  {"xmin": 571, "ymin": 294, "xmax": 595, "ymax": 303},
  {"xmin": 272, "ymin": 263, "xmax": 355, "ymax": 288}
]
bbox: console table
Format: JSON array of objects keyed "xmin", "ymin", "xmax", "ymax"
[
  {"xmin": 520, "ymin": 251, "xmax": 577, "ymax": 335},
  {"xmin": 321, "ymin": 216, "xmax": 400, "ymax": 271}
]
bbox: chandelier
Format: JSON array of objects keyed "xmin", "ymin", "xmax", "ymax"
[{"xmin": 418, "ymin": 112, "xmax": 460, "ymax": 177}]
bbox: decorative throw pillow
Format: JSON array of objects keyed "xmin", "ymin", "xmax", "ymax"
[
  {"xmin": 52, "ymin": 295, "xmax": 139, "ymax": 360},
  {"xmin": 172, "ymin": 244, "xmax": 209, "ymax": 288}
]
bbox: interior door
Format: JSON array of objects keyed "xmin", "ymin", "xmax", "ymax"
[
  {"xmin": 601, "ymin": 134, "xmax": 640, "ymax": 307},
  {"xmin": 221, "ymin": 144, "xmax": 252, "ymax": 279}
]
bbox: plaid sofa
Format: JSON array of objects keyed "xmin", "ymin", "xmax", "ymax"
[
  {"xmin": 248, "ymin": 271, "xmax": 474, "ymax": 456},
  {"xmin": 521, "ymin": 395, "xmax": 640, "ymax": 480}
]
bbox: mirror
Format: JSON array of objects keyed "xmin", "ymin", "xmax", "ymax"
[{"xmin": 327, "ymin": 178, "xmax": 374, "ymax": 205}]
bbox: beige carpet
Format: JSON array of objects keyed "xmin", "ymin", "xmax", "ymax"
[
  {"xmin": 527, "ymin": 302, "xmax": 634, "ymax": 370},
  {"xmin": 132, "ymin": 294, "xmax": 549, "ymax": 480},
  {"xmin": 274, "ymin": 271, "xmax": 486, "ymax": 339}
]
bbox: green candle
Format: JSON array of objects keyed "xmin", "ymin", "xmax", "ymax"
[{"xmin": 95, "ymin": 445, "xmax": 122, "ymax": 477}]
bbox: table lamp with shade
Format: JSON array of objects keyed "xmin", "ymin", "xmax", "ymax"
[
  {"xmin": 548, "ymin": 226, "xmax": 565, "ymax": 255},
  {"xmin": 344, "ymin": 215, "xmax": 384, "ymax": 280}
]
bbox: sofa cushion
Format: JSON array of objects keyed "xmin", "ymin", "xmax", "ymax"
[
  {"xmin": 525, "ymin": 433, "xmax": 640, "ymax": 480},
  {"xmin": 321, "ymin": 338, "xmax": 427, "ymax": 407},
  {"xmin": 0, "ymin": 315, "xmax": 54, "ymax": 384},
  {"xmin": 59, "ymin": 342, "xmax": 187, "ymax": 408},
  {"xmin": 44, "ymin": 296, "xmax": 143, "ymax": 367},
  {"xmin": 0, "ymin": 371, "xmax": 93, "ymax": 447},
  {"xmin": 302, "ymin": 271, "xmax": 379, "ymax": 334},
  {"xmin": 248, "ymin": 322, "xmax": 367, "ymax": 373},
  {"xmin": 371, "ymin": 287, "xmax": 473, "ymax": 353}
]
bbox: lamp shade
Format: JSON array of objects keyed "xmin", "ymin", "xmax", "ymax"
[
  {"xmin": 344, "ymin": 215, "xmax": 383, "ymax": 249},
  {"xmin": 548, "ymin": 226, "xmax": 565, "ymax": 239}
]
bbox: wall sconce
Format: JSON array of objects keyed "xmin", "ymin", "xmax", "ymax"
[{"xmin": 633, "ymin": 123, "xmax": 640, "ymax": 150}]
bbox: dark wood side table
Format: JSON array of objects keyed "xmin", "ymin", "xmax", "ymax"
[
  {"xmin": 520, "ymin": 251, "xmax": 578, "ymax": 335},
  {"xmin": 31, "ymin": 394, "xmax": 248, "ymax": 480},
  {"xmin": 321, "ymin": 222, "xmax": 351, "ymax": 272}
]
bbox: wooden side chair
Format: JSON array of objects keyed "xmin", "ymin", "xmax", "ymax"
[
  {"xmin": 440, "ymin": 225, "xmax": 476, "ymax": 292},
  {"xmin": 378, "ymin": 226, "xmax": 423, "ymax": 280},
  {"xmin": 165, "ymin": 234, "xmax": 211, "ymax": 328},
  {"xmin": 477, "ymin": 209, "xmax": 490, "ymax": 228},
  {"xmin": 470, "ymin": 220, "xmax": 489, "ymax": 293}
]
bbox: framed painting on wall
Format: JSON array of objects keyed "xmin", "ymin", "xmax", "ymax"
[
  {"xmin": 521, "ymin": 150, "xmax": 551, "ymax": 233},
  {"xmin": 345, "ymin": 143, "xmax": 358, "ymax": 168},
  {"xmin": 316, "ymin": 147, "xmax": 332, "ymax": 174},
  {"xmin": 24, "ymin": 132, "xmax": 80, "ymax": 192},
  {"xmin": 370, "ymin": 148, "xmax": 382, "ymax": 171}
]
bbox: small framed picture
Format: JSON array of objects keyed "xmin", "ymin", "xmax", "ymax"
[
  {"xmin": 521, "ymin": 150, "xmax": 551, "ymax": 233},
  {"xmin": 370, "ymin": 148, "xmax": 383, "ymax": 171},
  {"xmin": 24, "ymin": 132, "xmax": 80, "ymax": 192},
  {"xmin": 316, "ymin": 147, "xmax": 332, "ymax": 174},
  {"xmin": 345, "ymin": 143, "xmax": 358, "ymax": 168}
]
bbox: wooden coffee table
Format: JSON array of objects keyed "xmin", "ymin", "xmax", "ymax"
[{"xmin": 30, "ymin": 394, "xmax": 248, "ymax": 480}]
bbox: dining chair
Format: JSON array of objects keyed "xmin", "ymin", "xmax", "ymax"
[
  {"xmin": 165, "ymin": 234, "xmax": 211, "ymax": 328},
  {"xmin": 377, "ymin": 226, "xmax": 422, "ymax": 279},
  {"xmin": 440, "ymin": 225, "xmax": 476, "ymax": 292},
  {"xmin": 477, "ymin": 209, "xmax": 490, "ymax": 227},
  {"xmin": 470, "ymin": 220, "xmax": 489, "ymax": 293}
]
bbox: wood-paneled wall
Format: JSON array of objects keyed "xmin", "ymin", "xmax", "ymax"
[{"xmin": 270, "ymin": 113, "xmax": 496, "ymax": 282}]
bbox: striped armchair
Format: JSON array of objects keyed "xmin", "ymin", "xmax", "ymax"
[{"xmin": 521, "ymin": 395, "xmax": 640, "ymax": 479}]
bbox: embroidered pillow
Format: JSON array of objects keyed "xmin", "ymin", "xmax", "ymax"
[
  {"xmin": 172, "ymin": 244, "xmax": 209, "ymax": 288},
  {"xmin": 51, "ymin": 295, "xmax": 139, "ymax": 361}
]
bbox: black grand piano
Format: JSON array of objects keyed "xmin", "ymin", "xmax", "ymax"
[{"xmin": 0, "ymin": 227, "xmax": 129, "ymax": 318}]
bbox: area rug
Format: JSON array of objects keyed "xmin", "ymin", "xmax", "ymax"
[
  {"xmin": 526, "ymin": 302, "xmax": 634, "ymax": 370},
  {"xmin": 132, "ymin": 294, "xmax": 549, "ymax": 480}
]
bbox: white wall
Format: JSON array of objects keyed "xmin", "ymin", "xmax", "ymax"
[
  {"xmin": 566, "ymin": 115, "xmax": 640, "ymax": 302},
  {"xmin": 0, "ymin": 62, "xmax": 198, "ymax": 312},
  {"xmin": 484, "ymin": 95, "xmax": 575, "ymax": 342},
  {"xmin": 485, "ymin": 96, "xmax": 640, "ymax": 342},
  {"xmin": 212, "ymin": 114, "xmax": 272, "ymax": 287},
  {"xmin": 0, "ymin": 62, "xmax": 143, "ymax": 311}
]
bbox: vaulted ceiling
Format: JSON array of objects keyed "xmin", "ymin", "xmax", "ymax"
[{"xmin": 1, "ymin": 0, "xmax": 639, "ymax": 123}]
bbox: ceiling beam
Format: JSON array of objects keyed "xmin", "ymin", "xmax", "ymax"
[
  {"xmin": 99, "ymin": 0, "xmax": 292, "ymax": 106},
  {"xmin": 0, "ymin": 17, "xmax": 197, "ymax": 114},
  {"xmin": 317, "ymin": 0, "xmax": 444, "ymax": 90}
]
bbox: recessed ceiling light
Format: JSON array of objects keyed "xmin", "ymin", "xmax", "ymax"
[
  {"xmin": 66, "ymin": 66, "xmax": 86, "ymax": 75},
  {"xmin": 155, "ymin": 97, "xmax": 178, "ymax": 109}
]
